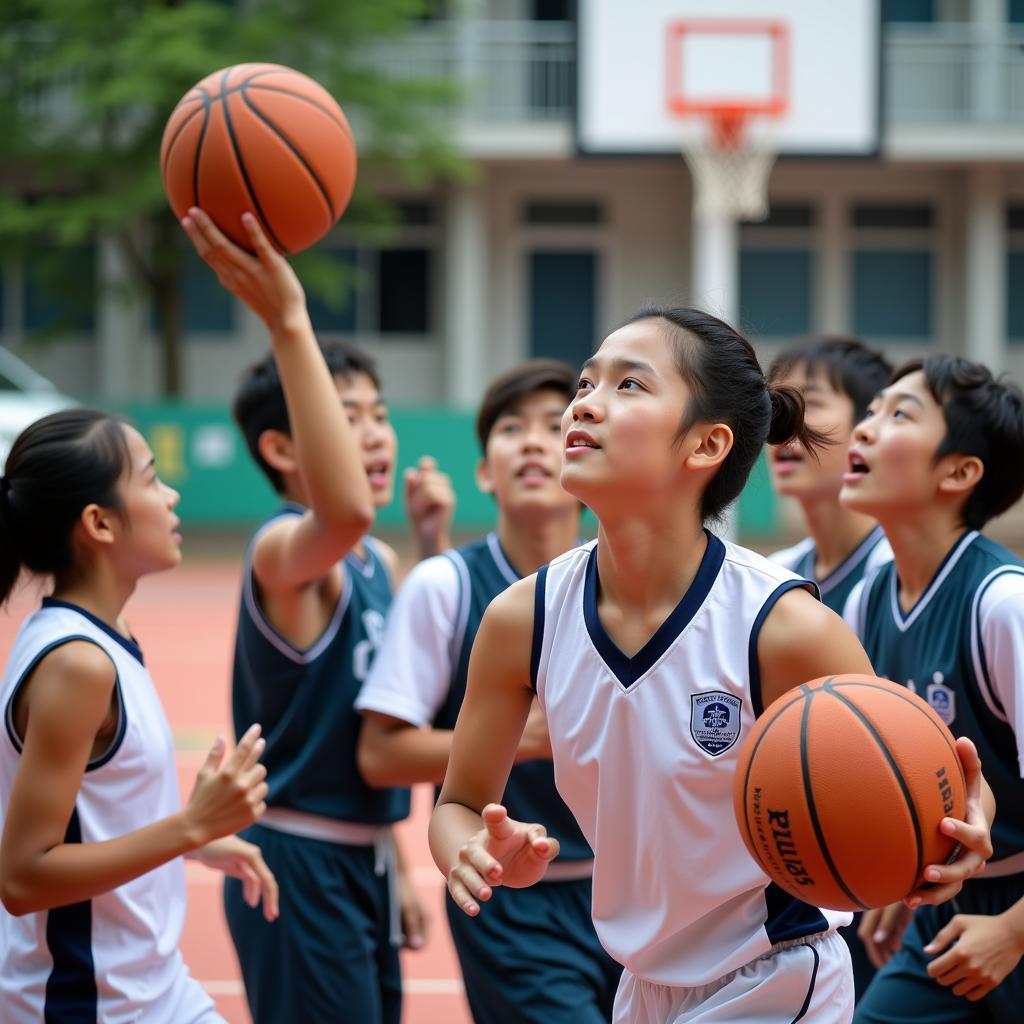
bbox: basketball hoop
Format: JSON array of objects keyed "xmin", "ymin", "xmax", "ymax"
[{"xmin": 666, "ymin": 20, "xmax": 790, "ymax": 222}]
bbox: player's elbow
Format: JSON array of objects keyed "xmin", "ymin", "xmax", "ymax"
[
  {"xmin": 0, "ymin": 870, "xmax": 37, "ymax": 917},
  {"xmin": 356, "ymin": 729, "xmax": 393, "ymax": 788}
]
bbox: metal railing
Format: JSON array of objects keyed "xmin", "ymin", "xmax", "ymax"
[{"xmin": 886, "ymin": 24, "xmax": 1024, "ymax": 124}]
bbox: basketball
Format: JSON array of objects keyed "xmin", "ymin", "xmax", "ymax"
[
  {"xmin": 160, "ymin": 63, "xmax": 357, "ymax": 255},
  {"xmin": 733, "ymin": 674, "xmax": 966, "ymax": 912}
]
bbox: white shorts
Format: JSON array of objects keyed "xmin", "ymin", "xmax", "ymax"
[{"xmin": 614, "ymin": 930, "xmax": 854, "ymax": 1024}]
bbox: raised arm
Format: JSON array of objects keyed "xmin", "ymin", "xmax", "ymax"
[
  {"xmin": 183, "ymin": 209, "xmax": 374, "ymax": 590},
  {"xmin": 428, "ymin": 576, "xmax": 557, "ymax": 915},
  {"xmin": 0, "ymin": 643, "xmax": 266, "ymax": 915}
]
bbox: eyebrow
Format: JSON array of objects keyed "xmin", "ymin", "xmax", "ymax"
[
  {"xmin": 884, "ymin": 390, "xmax": 925, "ymax": 407},
  {"xmin": 580, "ymin": 356, "xmax": 657, "ymax": 377}
]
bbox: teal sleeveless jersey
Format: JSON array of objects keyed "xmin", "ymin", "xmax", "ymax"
[
  {"xmin": 855, "ymin": 531, "xmax": 1024, "ymax": 862},
  {"xmin": 232, "ymin": 506, "xmax": 410, "ymax": 825},
  {"xmin": 435, "ymin": 534, "xmax": 593, "ymax": 862}
]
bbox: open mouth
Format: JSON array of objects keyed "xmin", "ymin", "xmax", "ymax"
[
  {"xmin": 366, "ymin": 459, "xmax": 391, "ymax": 486},
  {"xmin": 516, "ymin": 462, "xmax": 552, "ymax": 482},
  {"xmin": 844, "ymin": 451, "xmax": 870, "ymax": 482},
  {"xmin": 565, "ymin": 429, "xmax": 600, "ymax": 454}
]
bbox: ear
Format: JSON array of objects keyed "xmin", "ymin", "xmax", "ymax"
[
  {"xmin": 937, "ymin": 454, "xmax": 984, "ymax": 499},
  {"xmin": 257, "ymin": 429, "xmax": 298, "ymax": 480},
  {"xmin": 475, "ymin": 456, "xmax": 495, "ymax": 496},
  {"xmin": 77, "ymin": 503, "xmax": 119, "ymax": 551},
  {"xmin": 683, "ymin": 422, "xmax": 734, "ymax": 472}
]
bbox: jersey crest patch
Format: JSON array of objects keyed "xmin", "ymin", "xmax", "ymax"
[
  {"xmin": 926, "ymin": 678, "xmax": 956, "ymax": 726},
  {"xmin": 690, "ymin": 691, "xmax": 742, "ymax": 756}
]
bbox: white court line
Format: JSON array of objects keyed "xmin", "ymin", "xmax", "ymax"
[{"xmin": 201, "ymin": 979, "xmax": 464, "ymax": 996}]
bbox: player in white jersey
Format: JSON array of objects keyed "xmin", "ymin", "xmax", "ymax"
[
  {"xmin": 429, "ymin": 307, "xmax": 994, "ymax": 1024},
  {"xmin": 0, "ymin": 411, "xmax": 275, "ymax": 1020}
]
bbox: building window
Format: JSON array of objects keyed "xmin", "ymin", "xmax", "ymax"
[
  {"xmin": 23, "ymin": 243, "xmax": 96, "ymax": 335},
  {"xmin": 306, "ymin": 247, "xmax": 359, "ymax": 335},
  {"xmin": 883, "ymin": 0, "xmax": 934, "ymax": 22},
  {"xmin": 851, "ymin": 202, "xmax": 935, "ymax": 341},
  {"xmin": 739, "ymin": 203, "xmax": 815, "ymax": 338},
  {"xmin": 524, "ymin": 201, "xmax": 605, "ymax": 226},
  {"xmin": 1006, "ymin": 206, "xmax": 1024, "ymax": 341},
  {"xmin": 149, "ymin": 241, "xmax": 235, "ymax": 336},
  {"xmin": 378, "ymin": 249, "xmax": 430, "ymax": 334}
]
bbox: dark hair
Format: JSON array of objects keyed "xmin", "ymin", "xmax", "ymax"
[
  {"xmin": 768, "ymin": 335, "xmax": 893, "ymax": 423},
  {"xmin": 623, "ymin": 306, "xmax": 827, "ymax": 522},
  {"xmin": 233, "ymin": 339, "xmax": 381, "ymax": 494},
  {"xmin": 475, "ymin": 359, "xmax": 577, "ymax": 452},
  {"xmin": 891, "ymin": 354, "xmax": 1024, "ymax": 529},
  {"xmin": 0, "ymin": 409, "xmax": 131, "ymax": 606}
]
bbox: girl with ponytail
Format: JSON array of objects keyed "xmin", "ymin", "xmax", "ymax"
[
  {"xmin": 0, "ymin": 409, "xmax": 276, "ymax": 1023},
  {"xmin": 429, "ymin": 307, "xmax": 993, "ymax": 1023}
]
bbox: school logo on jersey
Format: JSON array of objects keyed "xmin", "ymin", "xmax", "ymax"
[
  {"xmin": 926, "ymin": 674, "xmax": 956, "ymax": 726},
  {"xmin": 690, "ymin": 691, "xmax": 742, "ymax": 756}
]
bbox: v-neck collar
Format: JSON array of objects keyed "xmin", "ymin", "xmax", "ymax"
[
  {"xmin": 889, "ymin": 530, "xmax": 978, "ymax": 632},
  {"xmin": 486, "ymin": 532, "xmax": 521, "ymax": 586},
  {"xmin": 813, "ymin": 525, "xmax": 885, "ymax": 596},
  {"xmin": 583, "ymin": 531, "xmax": 726, "ymax": 689},
  {"xmin": 42, "ymin": 597, "xmax": 145, "ymax": 665}
]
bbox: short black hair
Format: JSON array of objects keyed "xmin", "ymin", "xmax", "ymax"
[
  {"xmin": 233, "ymin": 339, "xmax": 381, "ymax": 494},
  {"xmin": 475, "ymin": 359, "xmax": 577, "ymax": 452},
  {"xmin": 892, "ymin": 354, "xmax": 1024, "ymax": 530},
  {"xmin": 769, "ymin": 335, "xmax": 893, "ymax": 424}
]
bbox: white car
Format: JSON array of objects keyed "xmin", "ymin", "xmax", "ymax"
[{"xmin": 0, "ymin": 348, "xmax": 76, "ymax": 468}]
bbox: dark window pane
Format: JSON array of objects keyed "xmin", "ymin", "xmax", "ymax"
[
  {"xmin": 741, "ymin": 204, "xmax": 815, "ymax": 229},
  {"xmin": 1007, "ymin": 206, "xmax": 1024, "ymax": 231},
  {"xmin": 524, "ymin": 201, "xmax": 604, "ymax": 225},
  {"xmin": 1013, "ymin": 0, "xmax": 1024, "ymax": 22},
  {"xmin": 23, "ymin": 244, "xmax": 96, "ymax": 334},
  {"xmin": 852, "ymin": 204, "xmax": 934, "ymax": 229},
  {"xmin": 739, "ymin": 249, "xmax": 813, "ymax": 336},
  {"xmin": 395, "ymin": 201, "xmax": 436, "ymax": 226},
  {"xmin": 181, "ymin": 246, "xmax": 233, "ymax": 332},
  {"xmin": 529, "ymin": 251, "xmax": 596, "ymax": 370},
  {"xmin": 1007, "ymin": 252, "xmax": 1024, "ymax": 338},
  {"xmin": 307, "ymin": 248, "xmax": 358, "ymax": 334},
  {"xmin": 378, "ymin": 249, "xmax": 430, "ymax": 334},
  {"xmin": 533, "ymin": 0, "xmax": 570, "ymax": 19},
  {"xmin": 883, "ymin": 0, "xmax": 934, "ymax": 21},
  {"xmin": 853, "ymin": 250, "xmax": 932, "ymax": 337}
]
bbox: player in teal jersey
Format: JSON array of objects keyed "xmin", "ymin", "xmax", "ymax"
[
  {"xmin": 356, "ymin": 360, "xmax": 621, "ymax": 1023},
  {"xmin": 181, "ymin": 209, "xmax": 452, "ymax": 1024},
  {"xmin": 768, "ymin": 336, "xmax": 894, "ymax": 618},
  {"xmin": 842, "ymin": 354, "xmax": 1024, "ymax": 1022}
]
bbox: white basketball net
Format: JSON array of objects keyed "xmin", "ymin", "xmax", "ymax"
[{"xmin": 684, "ymin": 114, "xmax": 778, "ymax": 222}]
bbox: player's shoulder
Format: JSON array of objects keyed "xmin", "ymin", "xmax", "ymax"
[
  {"xmin": 722, "ymin": 537, "xmax": 810, "ymax": 589},
  {"xmin": 766, "ymin": 536, "xmax": 814, "ymax": 571},
  {"xmin": 969, "ymin": 532, "xmax": 1024, "ymax": 574},
  {"xmin": 397, "ymin": 550, "xmax": 462, "ymax": 597}
]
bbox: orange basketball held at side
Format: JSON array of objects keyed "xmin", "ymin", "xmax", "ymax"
[
  {"xmin": 160, "ymin": 63, "xmax": 357, "ymax": 255},
  {"xmin": 733, "ymin": 674, "xmax": 966, "ymax": 912}
]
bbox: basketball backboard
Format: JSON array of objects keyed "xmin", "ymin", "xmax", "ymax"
[{"xmin": 576, "ymin": 0, "xmax": 881, "ymax": 157}]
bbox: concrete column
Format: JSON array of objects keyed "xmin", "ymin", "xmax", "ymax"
[
  {"xmin": 972, "ymin": 0, "xmax": 1007, "ymax": 122},
  {"xmin": 818, "ymin": 194, "xmax": 848, "ymax": 335},
  {"xmin": 964, "ymin": 165, "xmax": 1006, "ymax": 371},
  {"xmin": 444, "ymin": 181, "xmax": 488, "ymax": 406},
  {"xmin": 96, "ymin": 231, "xmax": 147, "ymax": 400},
  {"xmin": 690, "ymin": 213, "xmax": 738, "ymax": 323}
]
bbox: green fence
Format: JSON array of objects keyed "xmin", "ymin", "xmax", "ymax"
[{"xmin": 120, "ymin": 402, "xmax": 778, "ymax": 534}]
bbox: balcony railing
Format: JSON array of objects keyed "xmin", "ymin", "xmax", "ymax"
[{"xmin": 886, "ymin": 24, "xmax": 1024, "ymax": 124}]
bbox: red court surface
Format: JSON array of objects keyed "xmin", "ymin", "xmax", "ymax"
[{"xmin": 0, "ymin": 555, "xmax": 472, "ymax": 1024}]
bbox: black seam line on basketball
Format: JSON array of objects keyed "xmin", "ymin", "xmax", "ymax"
[
  {"xmin": 829, "ymin": 681, "xmax": 961, "ymax": 767},
  {"xmin": 244, "ymin": 84, "xmax": 352, "ymax": 140},
  {"xmin": 824, "ymin": 679, "xmax": 925, "ymax": 894},
  {"xmin": 741, "ymin": 686, "xmax": 808, "ymax": 876},
  {"xmin": 191, "ymin": 101, "xmax": 211, "ymax": 212},
  {"xmin": 241, "ymin": 87, "xmax": 335, "ymax": 221},
  {"xmin": 801, "ymin": 680, "xmax": 870, "ymax": 910},
  {"xmin": 161, "ymin": 103, "xmax": 205, "ymax": 183},
  {"xmin": 219, "ymin": 69, "xmax": 288, "ymax": 254}
]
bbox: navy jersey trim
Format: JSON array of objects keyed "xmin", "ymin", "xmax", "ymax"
[
  {"xmin": 530, "ymin": 565, "xmax": 548, "ymax": 693},
  {"xmin": 748, "ymin": 580, "xmax": 817, "ymax": 717},
  {"xmin": 41, "ymin": 598, "xmax": 144, "ymax": 666},
  {"xmin": 889, "ymin": 530, "xmax": 978, "ymax": 632},
  {"xmin": 4, "ymin": 637, "xmax": 127, "ymax": 772},
  {"xmin": 790, "ymin": 941, "xmax": 821, "ymax": 1023},
  {"xmin": 971, "ymin": 566, "xmax": 1024, "ymax": 724},
  {"xmin": 44, "ymin": 809, "xmax": 98, "ymax": 1022},
  {"xmin": 584, "ymin": 531, "xmax": 726, "ymax": 690},
  {"xmin": 444, "ymin": 550, "xmax": 473, "ymax": 674},
  {"xmin": 815, "ymin": 525, "xmax": 885, "ymax": 598},
  {"xmin": 763, "ymin": 883, "xmax": 829, "ymax": 946},
  {"xmin": 486, "ymin": 532, "xmax": 521, "ymax": 588}
]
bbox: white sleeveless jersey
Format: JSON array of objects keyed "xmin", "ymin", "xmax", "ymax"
[
  {"xmin": 532, "ymin": 534, "xmax": 850, "ymax": 987},
  {"xmin": 0, "ymin": 599, "xmax": 217, "ymax": 1023}
]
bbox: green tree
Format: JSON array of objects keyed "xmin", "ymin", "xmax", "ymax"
[{"xmin": 0, "ymin": 0, "xmax": 463, "ymax": 395}]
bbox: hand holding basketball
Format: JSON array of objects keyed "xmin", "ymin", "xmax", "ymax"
[
  {"xmin": 447, "ymin": 804, "xmax": 559, "ymax": 916},
  {"xmin": 904, "ymin": 735, "xmax": 992, "ymax": 909},
  {"xmin": 182, "ymin": 208, "xmax": 308, "ymax": 337}
]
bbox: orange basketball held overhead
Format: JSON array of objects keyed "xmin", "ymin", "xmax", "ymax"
[
  {"xmin": 160, "ymin": 63, "xmax": 357, "ymax": 255},
  {"xmin": 733, "ymin": 674, "xmax": 966, "ymax": 912}
]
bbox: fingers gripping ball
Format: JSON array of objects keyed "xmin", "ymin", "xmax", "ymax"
[
  {"xmin": 160, "ymin": 64, "xmax": 357, "ymax": 254},
  {"xmin": 733, "ymin": 675, "xmax": 966, "ymax": 912}
]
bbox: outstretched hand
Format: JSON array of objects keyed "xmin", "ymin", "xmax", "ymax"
[
  {"xmin": 404, "ymin": 456, "xmax": 455, "ymax": 559},
  {"xmin": 906, "ymin": 737, "xmax": 992, "ymax": 909},
  {"xmin": 447, "ymin": 804, "xmax": 559, "ymax": 917},
  {"xmin": 181, "ymin": 209, "xmax": 308, "ymax": 336}
]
